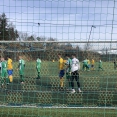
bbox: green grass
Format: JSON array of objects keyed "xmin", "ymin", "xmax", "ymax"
[
  {"xmin": 0, "ymin": 107, "xmax": 117, "ymax": 117},
  {"xmin": 0, "ymin": 61, "xmax": 117, "ymax": 117}
]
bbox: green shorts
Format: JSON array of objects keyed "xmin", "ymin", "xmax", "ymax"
[
  {"xmin": 19, "ymin": 69, "xmax": 24, "ymax": 75},
  {"xmin": 66, "ymin": 72, "xmax": 71, "ymax": 79},
  {"xmin": 1, "ymin": 70, "xmax": 7, "ymax": 78}
]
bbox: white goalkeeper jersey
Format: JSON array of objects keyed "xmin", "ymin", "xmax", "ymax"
[{"xmin": 71, "ymin": 58, "xmax": 80, "ymax": 72}]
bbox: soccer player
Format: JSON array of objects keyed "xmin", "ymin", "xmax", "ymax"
[
  {"xmin": 1, "ymin": 57, "xmax": 8, "ymax": 86},
  {"xmin": 36, "ymin": 57, "xmax": 41, "ymax": 79},
  {"xmin": 7, "ymin": 56, "xmax": 13, "ymax": 83},
  {"xmin": 91, "ymin": 58, "xmax": 95, "ymax": 70},
  {"xmin": 113, "ymin": 59, "xmax": 117, "ymax": 70},
  {"xmin": 71, "ymin": 54, "xmax": 81, "ymax": 93},
  {"xmin": 65, "ymin": 54, "xmax": 72, "ymax": 89},
  {"xmin": 82, "ymin": 58, "xmax": 89, "ymax": 71},
  {"xmin": 18, "ymin": 56, "xmax": 25, "ymax": 84},
  {"xmin": 98, "ymin": 58, "xmax": 104, "ymax": 71},
  {"xmin": 58, "ymin": 54, "xmax": 65, "ymax": 89}
]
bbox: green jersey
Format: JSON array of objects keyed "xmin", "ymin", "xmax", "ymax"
[
  {"xmin": 99, "ymin": 60, "xmax": 102, "ymax": 67},
  {"xmin": 36, "ymin": 59, "xmax": 41, "ymax": 69},
  {"xmin": 83, "ymin": 59, "xmax": 88, "ymax": 65},
  {"xmin": 1, "ymin": 61, "xmax": 7, "ymax": 72},
  {"xmin": 19, "ymin": 59, "xmax": 25, "ymax": 70},
  {"xmin": 66, "ymin": 58, "xmax": 72, "ymax": 73}
]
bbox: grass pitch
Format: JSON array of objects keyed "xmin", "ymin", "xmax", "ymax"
[
  {"xmin": 0, "ymin": 61, "xmax": 117, "ymax": 117},
  {"xmin": 0, "ymin": 107, "xmax": 117, "ymax": 117}
]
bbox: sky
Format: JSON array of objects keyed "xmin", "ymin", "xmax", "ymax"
[{"xmin": 0, "ymin": 0, "xmax": 117, "ymax": 50}]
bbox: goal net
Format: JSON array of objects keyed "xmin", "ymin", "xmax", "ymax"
[
  {"xmin": 0, "ymin": 41, "xmax": 117, "ymax": 116},
  {"xmin": 0, "ymin": 0, "xmax": 117, "ymax": 116}
]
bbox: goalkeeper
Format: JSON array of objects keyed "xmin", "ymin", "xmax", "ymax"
[
  {"xmin": 1, "ymin": 57, "xmax": 9, "ymax": 86},
  {"xmin": 36, "ymin": 58, "xmax": 41, "ymax": 79},
  {"xmin": 65, "ymin": 54, "xmax": 72, "ymax": 89},
  {"xmin": 18, "ymin": 56, "xmax": 25, "ymax": 84}
]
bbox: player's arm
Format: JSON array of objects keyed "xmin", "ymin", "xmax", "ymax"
[
  {"xmin": 18, "ymin": 60, "xmax": 21, "ymax": 69},
  {"xmin": 78, "ymin": 60, "xmax": 80, "ymax": 71},
  {"xmin": 24, "ymin": 60, "xmax": 25, "ymax": 67}
]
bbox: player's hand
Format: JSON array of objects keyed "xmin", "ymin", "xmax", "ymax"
[{"xmin": 69, "ymin": 72, "xmax": 71, "ymax": 75}]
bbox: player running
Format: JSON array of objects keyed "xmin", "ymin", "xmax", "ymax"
[
  {"xmin": 18, "ymin": 56, "xmax": 25, "ymax": 84},
  {"xmin": 1, "ymin": 57, "xmax": 8, "ymax": 86},
  {"xmin": 71, "ymin": 54, "xmax": 81, "ymax": 93},
  {"xmin": 58, "ymin": 54, "xmax": 65, "ymax": 89},
  {"xmin": 98, "ymin": 58, "xmax": 104, "ymax": 71},
  {"xmin": 36, "ymin": 58, "xmax": 41, "ymax": 79},
  {"xmin": 65, "ymin": 54, "xmax": 72, "ymax": 89},
  {"xmin": 7, "ymin": 56, "xmax": 13, "ymax": 83}
]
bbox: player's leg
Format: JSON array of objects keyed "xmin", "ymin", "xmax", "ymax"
[
  {"xmin": 74, "ymin": 71, "xmax": 81, "ymax": 92},
  {"xmin": 6, "ymin": 70, "xmax": 10, "ymax": 84},
  {"xmin": 38, "ymin": 72, "xmax": 40, "ymax": 79},
  {"xmin": 98, "ymin": 66, "xmax": 100, "ymax": 71},
  {"xmin": 86, "ymin": 64, "xmax": 89, "ymax": 71},
  {"xmin": 59, "ymin": 70, "xmax": 64, "ymax": 88},
  {"xmin": 93, "ymin": 65, "xmax": 95, "ymax": 70},
  {"xmin": 1, "ymin": 71, "xmax": 4, "ymax": 86},
  {"xmin": 71, "ymin": 72, "xmax": 75, "ymax": 93},
  {"xmin": 66, "ymin": 72, "xmax": 71, "ymax": 89},
  {"xmin": 36, "ymin": 68, "xmax": 41, "ymax": 79},
  {"xmin": 100, "ymin": 66, "xmax": 104, "ymax": 71},
  {"xmin": 4, "ymin": 70, "xmax": 9, "ymax": 85},
  {"xmin": 8, "ymin": 70, "xmax": 13, "ymax": 83},
  {"xmin": 19, "ymin": 69, "xmax": 24, "ymax": 83}
]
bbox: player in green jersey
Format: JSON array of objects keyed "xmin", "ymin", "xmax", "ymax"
[
  {"xmin": 36, "ymin": 58, "xmax": 41, "ymax": 79},
  {"xmin": 18, "ymin": 56, "xmax": 25, "ymax": 84},
  {"xmin": 1, "ymin": 57, "xmax": 9, "ymax": 86},
  {"xmin": 82, "ymin": 58, "xmax": 89, "ymax": 71},
  {"xmin": 98, "ymin": 58, "xmax": 104, "ymax": 71},
  {"xmin": 65, "ymin": 54, "xmax": 72, "ymax": 89}
]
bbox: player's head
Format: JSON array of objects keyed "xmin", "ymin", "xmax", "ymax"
[
  {"xmin": 58, "ymin": 54, "xmax": 62, "ymax": 58},
  {"xmin": 72, "ymin": 54, "xmax": 76, "ymax": 58},
  {"xmin": 19, "ymin": 55, "xmax": 22, "ymax": 59},
  {"xmin": 65, "ymin": 54, "xmax": 70, "ymax": 59},
  {"xmin": 7, "ymin": 56, "xmax": 11, "ymax": 59},
  {"xmin": 1, "ymin": 56, "xmax": 5, "ymax": 61}
]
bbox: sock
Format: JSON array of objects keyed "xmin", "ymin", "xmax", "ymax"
[
  {"xmin": 60, "ymin": 78, "xmax": 64, "ymax": 88},
  {"xmin": 9, "ymin": 75, "xmax": 13, "ymax": 82},
  {"xmin": 6, "ymin": 78, "xmax": 10, "ymax": 84},
  {"xmin": 21, "ymin": 75, "xmax": 25, "ymax": 82}
]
